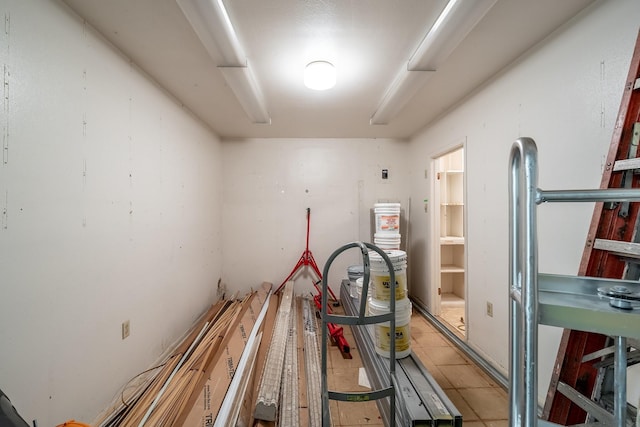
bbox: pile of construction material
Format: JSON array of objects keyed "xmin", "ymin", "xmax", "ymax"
[
  {"xmin": 95, "ymin": 281, "xmax": 323, "ymax": 427},
  {"xmin": 340, "ymin": 282, "xmax": 462, "ymax": 427}
]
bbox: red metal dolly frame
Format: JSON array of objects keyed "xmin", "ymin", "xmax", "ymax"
[{"xmin": 275, "ymin": 208, "xmax": 351, "ymax": 357}]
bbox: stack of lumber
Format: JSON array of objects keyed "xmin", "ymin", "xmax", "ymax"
[
  {"xmin": 252, "ymin": 290, "xmax": 321, "ymax": 427},
  {"xmin": 96, "ymin": 283, "xmax": 274, "ymax": 427},
  {"xmin": 254, "ymin": 281, "xmax": 294, "ymax": 421}
]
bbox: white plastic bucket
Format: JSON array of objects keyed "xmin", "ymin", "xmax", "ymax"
[
  {"xmin": 374, "ymin": 203, "xmax": 401, "ymax": 235},
  {"xmin": 374, "ymin": 233, "xmax": 401, "ymax": 250},
  {"xmin": 347, "ymin": 265, "xmax": 364, "ymax": 298},
  {"xmin": 355, "ymin": 277, "xmax": 363, "ymax": 300},
  {"xmin": 368, "ymin": 297, "xmax": 412, "ymax": 359},
  {"xmin": 368, "ymin": 250, "xmax": 407, "ymax": 301}
]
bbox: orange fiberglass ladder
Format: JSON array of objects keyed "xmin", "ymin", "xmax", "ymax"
[{"xmin": 542, "ymin": 30, "xmax": 640, "ymax": 426}]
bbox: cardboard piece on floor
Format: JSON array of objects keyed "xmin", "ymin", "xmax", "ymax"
[
  {"xmin": 181, "ymin": 282, "xmax": 271, "ymax": 427},
  {"xmin": 358, "ymin": 367, "xmax": 371, "ymax": 389}
]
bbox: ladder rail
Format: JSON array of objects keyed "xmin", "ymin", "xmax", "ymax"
[{"xmin": 509, "ymin": 137, "xmax": 640, "ymax": 427}]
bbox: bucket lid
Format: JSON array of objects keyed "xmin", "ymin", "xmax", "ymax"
[
  {"xmin": 374, "ymin": 202, "xmax": 401, "ymax": 208},
  {"xmin": 347, "ymin": 265, "xmax": 364, "ymax": 275},
  {"xmin": 348, "ymin": 265, "xmax": 364, "ymax": 280}
]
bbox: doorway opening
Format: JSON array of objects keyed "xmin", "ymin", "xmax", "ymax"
[{"xmin": 432, "ymin": 146, "xmax": 466, "ymax": 339}]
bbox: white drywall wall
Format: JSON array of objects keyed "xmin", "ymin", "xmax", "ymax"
[
  {"xmin": 221, "ymin": 138, "xmax": 409, "ymax": 297},
  {"xmin": 408, "ymin": 0, "xmax": 640, "ymax": 405},
  {"xmin": 0, "ymin": 1, "xmax": 223, "ymax": 424}
]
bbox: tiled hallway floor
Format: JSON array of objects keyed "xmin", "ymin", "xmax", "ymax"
[
  {"xmin": 409, "ymin": 311, "xmax": 509, "ymax": 427},
  {"xmin": 326, "ymin": 308, "xmax": 509, "ymax": 427}
]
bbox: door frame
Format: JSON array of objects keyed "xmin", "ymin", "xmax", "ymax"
[{"xmin": 429, "ymin": 141, "xmax": 468, "ymax": 333}]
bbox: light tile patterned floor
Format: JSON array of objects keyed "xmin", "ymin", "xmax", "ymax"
[
  {"xmin": 327, "ymin": 310, "xmax": 508, "ymax": 427},
  {"xmin": 440, "ymin": 293, "xmax": 466, "ymax": 339}
]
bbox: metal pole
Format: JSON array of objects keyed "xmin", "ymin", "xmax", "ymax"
[
  {"xmin": 509, "ymin": 137, "xmax": 539, "ymax": 427},
  {"xmin": 306, "ymin": 208, "xmax": 311, "ymax": 252},
  {"xmin": 537, "ymin": 188, "xmax": 640, "ymax": 204},
  {"xmin": 509, "ymin": 141, "xmax": 522, "ymax": 427},
  {"xmin": 614, "ymin": 336, "xmax": 628, "ymax": 427}
]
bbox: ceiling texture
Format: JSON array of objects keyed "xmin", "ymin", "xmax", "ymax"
[{"xmin": 61, "ymin": 0, "xmax": 595, "ymax": 140}]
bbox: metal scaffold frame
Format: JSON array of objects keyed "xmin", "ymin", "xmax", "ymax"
[{"xmin": 509, "ymin": 137, "xmax": 640, "ymax": 427}]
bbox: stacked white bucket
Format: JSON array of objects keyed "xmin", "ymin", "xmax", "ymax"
[
  {"xmin": 370, "ymin": 202, "xmax": 411, "ymax": 359},
  {"xmin": 373, "ymin": 202, "xmax": 401, "ymax": 250},
  {"xmin": 368, "ymin": 249, "xmax": 411, "ymax": 358}
]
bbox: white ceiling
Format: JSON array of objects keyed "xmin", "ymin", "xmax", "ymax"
[{"xmin": 61, "ymin": 0, "xmax": 595, "ymax": 140}]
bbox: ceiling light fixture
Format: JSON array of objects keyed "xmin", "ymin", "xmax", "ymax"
[
  {"xmin": 370, "ymin": 69, "xmax": 434, "ymax": 126},
  {"xmin": 370, "ymin": 0, "xmax": 497, "ymax": 125},
  {"xmin": 408, "ymin": 0, "xmax": 498, "ymax": 71},
  {"xmin": 304, "ymin": 61, "xmax": 337, "ymax": 91},
  {"xmin": 177, "ymin": 0, "xmax": 271, "ymax": 124}
]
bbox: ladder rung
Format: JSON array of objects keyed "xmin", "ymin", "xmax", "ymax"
[
  {"xmin": 556, "ymin": 382, "xmax": 614, "ymax": 425},
  {"xmin": 613, "ymin": 157, "xmax": 640, "ymax": 171},
  {"xmin": 581, "ymin": 346, "xmax": 616, "ymax": 363},
  {"xmin": 593, "ymin": 238, "xmax": 640, "ymax": 258},
  {"xmin": 537, "ymin": 421, "xmax": 564, "ymax": 427},
  {"xmin": 567, "ymin": 423, "xmax": 606, "ymax": 427},
  {"xmin": 593, "ymin": 348, "xmax": 640, "ymax": 369},
  {"xmin": 583, "ymin": 343, "xmax": 640, "ymax": 364}
]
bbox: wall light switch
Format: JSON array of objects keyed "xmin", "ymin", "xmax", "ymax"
[{"xmin": 486, "ymin": 302, "xmax": 493, "ymax": 317}]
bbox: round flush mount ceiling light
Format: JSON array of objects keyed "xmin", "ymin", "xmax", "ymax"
[{"xmin": 304, "ymin": 61, "xmax": 336, "ymax": 90}]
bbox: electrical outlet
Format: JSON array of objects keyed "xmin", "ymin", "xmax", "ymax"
[
  {"xmin": 122, "ymin": 320, "xmax": 130, "ymax": 339},
  {"xmin": 486, "ymin": 301, "xmax": 493, "ymax": 317}
]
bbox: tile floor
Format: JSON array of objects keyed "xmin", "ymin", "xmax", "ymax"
[
  {"xmin": 325, "ymin": 309, "xmax": 509, "ymax": 427},
  {"xmin": 440, "ymin": 293, "xmax": 466, "ymax": 340}
]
